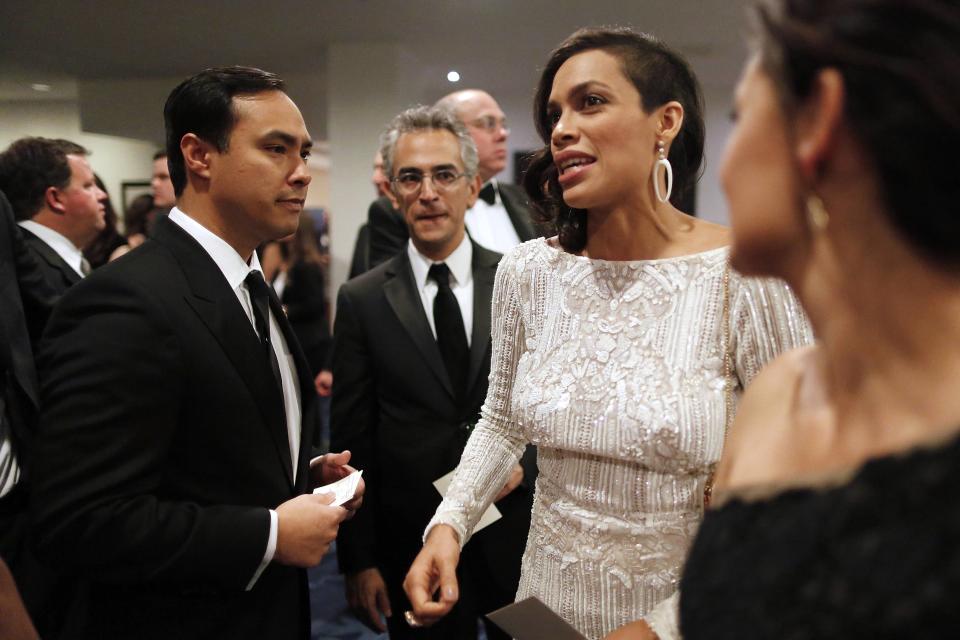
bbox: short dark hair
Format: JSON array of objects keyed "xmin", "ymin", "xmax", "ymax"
[
  {"xmin": 152, "ymin": 149, "xmax": 167, "ymax": 161},
  {"xmin": 523, "ymin": 27, "xmax": 706, "ymax": 253},
  {"xmin": 163, "ymin": 66, "xmax": 285, "ymax": 196},
  {"xmin": 0, "ymin": 137, "xmax": 89, "ymax": 220},
  {"xmin": 753, "ymin": 0, "xmax": 960, "ymax": 269}
]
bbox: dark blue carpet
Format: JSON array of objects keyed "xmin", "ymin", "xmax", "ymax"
[{"xmin": 309, "ymin": 542, "xmax": 386, "ymax": 640}]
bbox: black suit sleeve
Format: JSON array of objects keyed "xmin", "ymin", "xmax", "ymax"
[
  {"xmin": 329, "ymin": 285, "xmax": 380, "ymax": 574},
  {"xmin": 366, "ymin": 197, "xmax": 407, "ymax": 269},
  {"xmin": 1, "ymin": 193, "xmax": 58, "ymax": 345},
  {"xmin": 30, "ymin": 275, "xmax": 270, "ymax": 590}
]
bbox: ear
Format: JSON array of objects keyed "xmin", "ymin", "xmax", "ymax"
[
  {"xmin": 385, "ymin": 182, "xmax": 401, "ymax": 210},
  {"xmin": 656, "ymin": 101, "xmax": 685, "ymax": 145},
  {"xmin": 180, "ymin": 133, "xmax": 214, "ymax": 184},
  {"xmin": 794, "ymin": 69, "xmax": 845, "ymax": 182},
  {"xmin": 465, "ymin": 173, "xmax": 482, "ymax": 207},
  {"xmin": 44, "ymin": 185, "xmax": 66, "ymax": 215}
]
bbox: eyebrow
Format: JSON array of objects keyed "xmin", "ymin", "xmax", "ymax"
[
  {"xmin": 547, "ymin": 80, "xmax": 613, "ymax": 108},
  {"xmin": 397, "ymin": 163, "xmax": 458, "ymax": 173},
  {"xmin": 262, "ymin": 130, "xmax": 313, "ymax": 150}
]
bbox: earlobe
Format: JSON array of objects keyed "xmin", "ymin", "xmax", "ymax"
[
  {"xmin": 466, "ymin": 174, "xmax": 482, "ymax": 207},
  {"xmin": 796, "ymin": 69, "xmax": 845, "ymax": 180},
  {"xmin": 180, "ymin": 133, "xmax": 213, "ymax": 183}
]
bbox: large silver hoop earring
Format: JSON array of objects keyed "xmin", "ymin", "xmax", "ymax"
[
  {"xmin": 653, "ymin": 140, "xmax": 673, "ymax": 203},
  {"xmin": 805, "ymin": 193, "xmax": 830, "ymax": 232}
]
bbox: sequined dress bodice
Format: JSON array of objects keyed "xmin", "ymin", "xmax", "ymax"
[{"xmin": 428, "ymin": 238, "xmax": 811, "ymax": 639}]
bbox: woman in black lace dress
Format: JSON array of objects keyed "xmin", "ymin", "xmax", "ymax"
[{"xmin": 673, "ymin": 0, "xmax": 960, "ymax": 638}]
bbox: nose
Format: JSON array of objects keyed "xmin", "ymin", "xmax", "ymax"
[
  {"xmin": 97, "ymin": 187, "xmax": 108, "ymax": 202},
  {"xmin": 290, "ymin": 159, "xmax": 312, "ymax": 187},
  {"xmin": 418, "ymin": 175, "xmax": 439, "ymax": 201},
  {"xmin": 494, "ymin": 122, "xmax": 508, "ymax": 142},
  {"xmin": 551, "ymin": 111, "xmax": 577, "ymax": 149}
]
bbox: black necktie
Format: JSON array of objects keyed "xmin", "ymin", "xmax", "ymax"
[
  {"xmin": 428, "ymin": 263, "xmax": 469, "ymax": 400},
  {"xmin": 478, "ymin": 182, "xmax": 496, "ymax": 206},
  {"xmin": 245, "ymin": 270, "xmax": 284, "ymax": 394}
]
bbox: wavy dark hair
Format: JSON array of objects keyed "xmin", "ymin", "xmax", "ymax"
[
  {"xmin": 523, "ymin": 27, "xmax": 706, "ymax": 253},
  {"xmin": 752, "ymin": 0, "xmax": 960, "ymax": 268}
]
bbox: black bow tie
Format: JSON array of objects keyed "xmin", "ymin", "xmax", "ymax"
[{"xmin": 478, "ymin": 182, "xmax": 497, "ymax": 206}]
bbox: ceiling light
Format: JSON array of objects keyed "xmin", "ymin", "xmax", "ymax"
[
  {"xmin": 446, "ymin": 71, "xmax": 460, "ymax": 83},
  {"xmin": 31, "ymin": 83, "xmax": 52, "ymax": 92}
]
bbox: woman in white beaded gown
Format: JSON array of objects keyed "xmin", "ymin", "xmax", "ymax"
[{"xmin": 404, "ymin": 27, "xmax": 812, "ymax": 640}]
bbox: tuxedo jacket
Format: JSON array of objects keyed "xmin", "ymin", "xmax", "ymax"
[
  {"xmin": 367, "ymin": 183, "xmax": 541, "ymax": 269},
  {"xmin": 330, "ymin": 241, "xmax": 534, "ymax": 594},
  {"xmin": 19, "ymin": 225, "xmax": 82, "ymax": 297},
  {"xmin": 30, "ymin": 216, "xmax": 317, "ymax": 639},
  {"xmin": 0, "ymin": 192, "xmax": 57, "ymax": 490}
]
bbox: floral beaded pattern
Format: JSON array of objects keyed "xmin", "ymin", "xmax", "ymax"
[{"xmin": 426, "ymin": 238, "xmax": 812, "ymax": 640}]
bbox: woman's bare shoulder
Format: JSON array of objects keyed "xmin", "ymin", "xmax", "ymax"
[{"xmin": 714, "ymin": 345, "xmax": 818, "ymax": 491}]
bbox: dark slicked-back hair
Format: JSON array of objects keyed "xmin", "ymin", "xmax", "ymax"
[
  {"xmin": 0, "ymin": 137, "xmax": 89, "ymax": 220},
  {"xmin": 752, "ymin": 0, "xmax": 960, "ymax": 270},
  {"xmin": 163, "ymin": 66, "xmax": 285, "ymax": 196},
  {"xmin": 524, "ymin": 27, "xmax": 706, "ymax": 253}
]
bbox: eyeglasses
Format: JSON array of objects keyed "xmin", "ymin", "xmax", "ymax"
[
  {"xmin": 391, "ymin": 169, "xmax": 468, "ymax": 196},
  {"xmin": 468, "ymin": 115, "xmax": 509, "ymax": 134}
]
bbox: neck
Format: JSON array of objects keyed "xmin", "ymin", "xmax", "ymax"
[
  {"xmin": 178, "ymin": 191, "xmax": 256, "ymax": 262},
  {"xmin": 584, "ymin": 199, "xmax": 690, "ymax": 261},
  {"xmin": 794, "ymin": 187, "xmax": 960, "ymax": 444}
]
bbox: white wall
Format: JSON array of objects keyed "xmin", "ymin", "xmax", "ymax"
[{"xmin": 0, "ymin": 100, "xmax": 156, "ymax": 214}]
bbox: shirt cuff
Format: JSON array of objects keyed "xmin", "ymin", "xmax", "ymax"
[{"xmin": 245, "ymin": 508, "xmax": 278, "ymax": 591}]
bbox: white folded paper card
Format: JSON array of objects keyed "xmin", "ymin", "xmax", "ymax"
[
  {"xmin": 313, "ymin": 469, "xmax": 363, "ymax": 507},
  {"xmin": 486, "ymin": 596, "xmax": 588, "ymax": 640},
  {"xmin": 433, "ymin": 469, "xmax": 501, "ymax": 533}
]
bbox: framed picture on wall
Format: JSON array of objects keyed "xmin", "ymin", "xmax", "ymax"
[{"xmin": 121, "ymin": 181, "xmax": 151, "ymax": 213}]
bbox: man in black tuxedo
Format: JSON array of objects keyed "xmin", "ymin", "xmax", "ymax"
[
  {"xmin": 29, "ymin": 66, "xmax": 362, "ymax": 639},
  {"xmin": 366, "ymin": 90, "xmax": 540, "ymax": 269},
  {"xmin": 0, "ymin": 138, "xmax": 108, "ymax": 295},
  {"xmin": 331, "ymin": 106, "xmax": 534, "ymax": 639},
  {"xmin": 0, "ymin": 190, "xmax": 58, "ymax": 629}
]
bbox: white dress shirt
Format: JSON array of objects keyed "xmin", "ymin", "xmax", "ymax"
[
  {"xmin": 18, "ymin": 220, "xmax": 86, "ymax": 277},
  {"xmin": 464, "ymin": 179, "xmax": 522, "ymax": 255},
  {"xmin": 168, "ymin": 208, "xmax": 301, "ymax": 590},
  {"xmin": 407, "ymin": 234, "xmax": 473, "ymax": 346}
]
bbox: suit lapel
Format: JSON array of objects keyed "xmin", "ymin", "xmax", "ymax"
[
  {"xmin": 467, "ymin": 244, "xmax": 498, "ymax": 394},
  {"xmin": 22, "ymin": 228, "xmax": 82, "ymax": 287},
  {"xmin": 499, "ymin": 183, "xmax": 537, "ymax": 242},
  {"xmin": 382, "ymin": 251, "xmax": 455, "ymax": 399},
  {"xmin": 266, "ymin": 286, "xmax": 316, "ymax": 482},
  {"xmin": 153, "ymin": 218, "xmax": 295, "ymax": 485}
]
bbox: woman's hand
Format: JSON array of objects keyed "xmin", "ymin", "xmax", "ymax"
[
  {"xmin": 402, "ymin": 524, "xmax": 461, "ymax": 627},
  {"xmin": 604, "ymin": 619, "xmax": 659, "ymax": 640}
]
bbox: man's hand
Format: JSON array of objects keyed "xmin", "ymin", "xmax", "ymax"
[
  {"xmin": 345, "ymin": 567, "xmax": 392, "ymax": 633},
  {"xmin": 308, "ymin": 451, "xmax": 364, "ymax": 514},
  {"xmin": 493, "ymin": 463, "xmax": 524, "ymax": 502},
  {"xmin": 274, "ymin": 493, "xmax": 347, "ymax": 567},
  {"xmin": 402, "ymin": 524, "xmax": 461, "ymax": 627},
  {"xmin": 314, "ymin": 370, "xmax": 333, "ymax": 397}
]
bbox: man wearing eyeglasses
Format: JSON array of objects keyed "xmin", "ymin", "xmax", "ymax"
[
  {"xmin": 366, "ymin": 90, "xmax": 539, "ymax": 269},
  {"xmin": 331, "ymin": 105, "xmax": 534, "ymax": 639}
]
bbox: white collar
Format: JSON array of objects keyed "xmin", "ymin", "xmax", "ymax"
[
  {"xmin": 407, "ymin": 233, "xmax": 472, "ymax": 290},
  {"xmin": 18, "ymin": 220, "xmax": 85, "ymax": 276},
  {"xmin": 167, "ymin": 207, "xmax": 263, "ymax": 288}
]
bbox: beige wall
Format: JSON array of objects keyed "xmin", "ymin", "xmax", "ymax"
[{"xmin": 0, "ymin": 100, "xmax": 156, "ymax": 216}]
